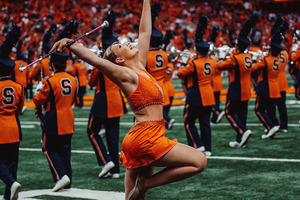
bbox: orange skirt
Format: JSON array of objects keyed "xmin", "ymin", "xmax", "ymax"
[{"xmin": 120, "ymin": 119, "xmax": 177, "ymax": 168}]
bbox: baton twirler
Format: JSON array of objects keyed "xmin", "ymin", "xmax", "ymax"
[{"xmin": 19, "ymin": 20, "xmax": 109, "ymax": 72}]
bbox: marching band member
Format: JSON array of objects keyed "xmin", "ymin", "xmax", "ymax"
[
  {"xmin": 216, "ymin": 14, "xmax": 258, "ymax": 148},
  {"xmin": 33, "ymin": 20, "xmax": 78, "ymax": 192},
  {"xmin": 272, "ymin": 18, "xmax": 290, "ymax": 133},
  {"xmin": 253, "ymin": 23, "xmax": 287, "ymax": 139},
  {"xmin": 0, "ymin": 25, "xmax": 23, "ymax": 200},
  {"xmin": 87, "ymin": 10, "xmax": 127, "ymax": 179},
  {"xmin": 177, "ymin": 16, "xmax": 215, "ymax": 156}
]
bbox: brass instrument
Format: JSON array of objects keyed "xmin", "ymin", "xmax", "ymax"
[
  {"xmin": 291, "ymin": 43, "xmax": 299, "ymax": 54},
  {"xmin": 247, "ymin": 45, "xmax": 269, "ymax": 61},
  {"xmin": 118, "ymin": 36, "xmax": 138, "ymax": 48},
  {"xmin": 166, "ymin": 43, "xmax": 195, "ymax": 63},
  {"xmin": 89, "ymin": 45, "xmax": 102, "ymax": 57},
  {"xmin": 210, "ymin": 45, "xmax": 235, "ymax": 59},
  {"xmin": 247, "ymin": 50, "xmax": 266, "ymax": 61},
  {"xmin": 166, "ymin": 43, "xmax": 179, "ymax": 62}
]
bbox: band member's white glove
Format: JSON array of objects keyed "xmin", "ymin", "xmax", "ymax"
[
  {"xmin": 218, "ymin": 50, "xmax": 228, "ymax": 59},
  {"xmin": 35, "ymin": 82, "xmax": 44, "ymax": 94}
]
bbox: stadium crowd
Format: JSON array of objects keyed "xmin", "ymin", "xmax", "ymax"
[{"xmin": 1, "ymin": 0, "xmax": 300, "ymax": 56}]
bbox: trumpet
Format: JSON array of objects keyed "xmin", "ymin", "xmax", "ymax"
[
  {"xmin": 166, "ymin": 43, "xmax": 195, "ymax": 63},
  {"xmin": 210, "ymin": 45, "xmax": 235, "ymax": 53},
  {"xmin": 210, "ymin": 45, "xmax": 235, "ymax": 59},
  {"xmin": 247, "ymin": 50, "xmax": 268, "ymax": 61}
]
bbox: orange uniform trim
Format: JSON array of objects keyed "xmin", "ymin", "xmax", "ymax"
[
  {"xmin": 255, "ymin": 96, "xmax": 270, "ymax": 130},
  {"xmin": 43, "ymin": 134, "xmax": 60, "ymax": 180},
  {"xmin": 88, "ymin": 115, "xmax": 107, "ymax": 164},
  {"xmin": 183, "ymin": 104, "xmax": 197, "ymax": 148},
  {"xmin": 225, "ymin": 100, "xmax": 244, "ymax": 134}
]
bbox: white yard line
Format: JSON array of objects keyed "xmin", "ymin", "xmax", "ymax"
[
  {"xmin": 118, "ymin": 122, "xmax": 300, "ymax": 127},
  {"xmin": 20, "ymin": 148, "xmax": 95, "ymax": 154},
  {"xmin": 21, "ymin": 125, "xmax": 35, "ymax": 128},
  {"xmin": 19, "ymin": 147, "xmax": 300, "ymax": 163},
  {"xmin": 20, "ymin": 121, "xmax": 300, "ymax": 127},
  {"xmin": 208, "ymin": 156, "xmax": 300, "ymax": 162}
]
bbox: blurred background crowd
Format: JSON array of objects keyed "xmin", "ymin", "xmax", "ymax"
[{"xmin": 1, "ymin": 0, "xmax": 300, "ymax": 63}]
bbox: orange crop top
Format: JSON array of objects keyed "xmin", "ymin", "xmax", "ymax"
[{"xmin": 127, "ymin": 69, "xmax": 164, "ymax": 111}]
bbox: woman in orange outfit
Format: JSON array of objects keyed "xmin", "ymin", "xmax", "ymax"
[{"xmin": 51, "ymin": 1, "xmax": 207, "ymax": 200}]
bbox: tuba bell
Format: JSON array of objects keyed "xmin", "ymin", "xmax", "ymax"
[{"xmin": 166, "ymin": 43, "xmax": 180, "ymax": 62}]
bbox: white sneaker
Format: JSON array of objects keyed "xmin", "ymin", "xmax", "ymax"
[
  {"xmin": 240, "ymin": 130, "xmax": 252, "ymax": 147},
  {"xmin": 167, "ymin": 119, "xmax": 175, "ymax": 130},
  {"xmin": 102, "ymin": 172, "xmax": 120, "ymax": 179},
  {"xmin": 210, "ymin": 121, "xmax": 217, "ymax": 125},
  {"xmin": 197, "ymin": 146, "xmax": 205, "ymax": 152},
  {"xmin": 278, "ymin": 128, "xmax": 288, "ymax": 133},
  {"xmin": 229, "ymin": 141, "xmax": 240, "ymax": 148},
  {"xmin": 98, "ymin": 129, "xmax": 106, "ymax": 137},
  {"xmin": 99, "ymin": 161, "xmax": 115, "ymax": 178},
  {"xmin": 216, "ymin": 111, "xmax": 225, "ymax": 123},
  {"xmin": 262, "ymin": 126, "xmax": 279, "ymax": 139},
  {"xmin": 52, "ymin": 175, "xmax": 70, "ymax": 192},
  {"xmin": 204, "ymin": 151, "xmax": 212, "ymax": 157},
  {"xmin": 261, "ymin": 134, "xmax": 268, "ymax": 139},
  {"xmin": 10, "ymin": 182, "xmax": 21, "ymax": 200}
]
